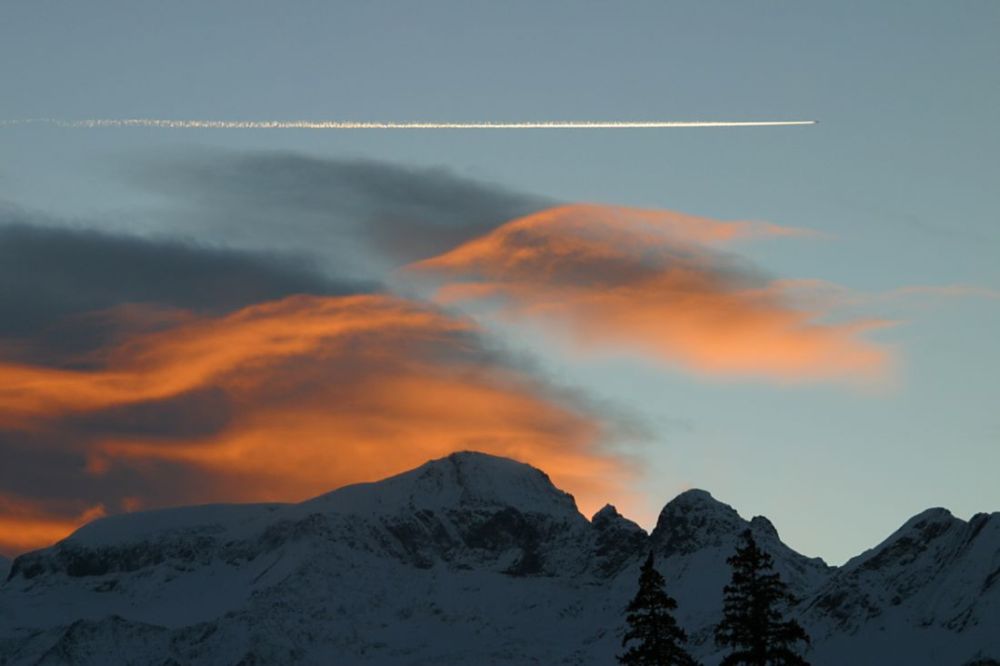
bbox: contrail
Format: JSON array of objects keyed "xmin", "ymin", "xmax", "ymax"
[{"xmin": 0, "ymin": 118, "xmax": 816, "ymax": 130}]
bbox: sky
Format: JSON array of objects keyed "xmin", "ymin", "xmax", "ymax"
[{"xmin": 0, "ymin": 1, "xmax": 998, "ymax": 564}]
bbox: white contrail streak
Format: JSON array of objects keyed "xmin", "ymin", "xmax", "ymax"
[{"xmin": 0, "ymin": 118, "xmax": 816, "ymax": 130}]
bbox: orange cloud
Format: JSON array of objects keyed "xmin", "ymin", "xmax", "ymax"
[
  {"xmin": 0, "ymin": 295, "xmax": 464, "ymax": 424},
  {"xmin": 0, "ymin": 493, "xmax": 106, "ymax": 555},
  {"xmin": 409, "ymin": 204, "xmax": 889, "ymax": 382},
  {"xmin": 0, "ymin": 294, "xmax": 634, "ymax": 554}
]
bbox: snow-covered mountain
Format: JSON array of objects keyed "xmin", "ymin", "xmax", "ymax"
[{"xmin": 1, "ymin": 451, "xmax": 997, "ymax": 665}]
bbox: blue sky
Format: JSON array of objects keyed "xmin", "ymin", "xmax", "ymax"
[{"xmin": 1, "ymin": 1, "xmax": 998, "ymax": 563}]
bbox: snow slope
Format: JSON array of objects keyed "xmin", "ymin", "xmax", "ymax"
[{"xmin": 1, "ymin": 451, "xmax": 997, "ymax": 665}]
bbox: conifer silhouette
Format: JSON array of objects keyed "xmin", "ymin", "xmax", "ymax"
[
  {"xmin": 714, "ymin": 529, "xmax": 810, "ymax": 665},
  {"xmin": 619, "ymin": 551, "xmax": 699, "ymax": 666}
]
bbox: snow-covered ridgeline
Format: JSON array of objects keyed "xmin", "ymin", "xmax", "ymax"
[{"xmin": 0, "ymin": 451, "xmax": 996, "ymax": 665}]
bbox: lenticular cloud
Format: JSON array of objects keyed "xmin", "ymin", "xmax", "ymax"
[{"xmin": 408, "ymin": 204, "xmax": 889, "ymax": 382}]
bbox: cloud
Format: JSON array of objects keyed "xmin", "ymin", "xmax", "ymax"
[
  {"xmin": 0, "ymin": 293, "xmax": 634, "ymax": 555},
  {"xmin": 126, "ymin": 151, "xmax": 551, "ymax": 269},
  {"xmin": 0, "ymin": 194, "xmax": 646, "ymax": 556},
  {"xmin": 0, "ymin": 209, "xmax": 368, "ymax": 364},
  {"xmin": 1, "ymin": 153, "xmax": 906, "ymax": 556},
  {"xmin": 408, "ymin": 204, "xmax": 890, "ymax": 382},
  {"xmin": 0, "ymin": 492, "xmax": 106, "ymax": 556}
]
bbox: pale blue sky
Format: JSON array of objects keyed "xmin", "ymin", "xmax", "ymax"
[{"xmin": 1, "ymin": 1, "xmax": 998, "ymax": 563}]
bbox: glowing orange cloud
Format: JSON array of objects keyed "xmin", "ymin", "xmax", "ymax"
[
  {"xmin": 0, "ymin": 295, "xmax": 465, "ymax": 424},
  {"xmin": 0, "ymin": 493, "xmax": 106, "ymax": 555},
  {"xmin": 408, "ymin": 204, "xmax": 889, "ymax": 382},
  {"xmin": 87, "ymin": 368, "xmax": 629, "ymax": 509},
  {"xmin": 0, "ymin": 294, "xmax": 634, "ymax": 554}
]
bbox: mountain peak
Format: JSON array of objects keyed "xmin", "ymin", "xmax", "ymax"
[
  {"xmin": 650, "ymin": 488, "xmax": 744, "ymax": 556},
  {"xmin": 591, "ymin": 504, "xmax": 647, "ymax": 577},
  {"xmin": 900, "ymin": 506, "xmax": 956, "ymax": 529},
  {"xmin": 658, "ymin": 488, "xmax": 738, "ymax": 518},
  {"xmin": 592, "ymin": 504, "xmax": 624, "ymax": 523},
  {"xmin": 843, "ymin": 506, "xmax": 964, "ymax": 574},
  {"xmin": 750, "ymin": 514, "xmax": 780, "ymax": 540},
  {"xmin": 591, "ymin": 504, "xmax": 645, "ymax": 534},
  {"xmin": 305, "ymin": 450, "xmax": 582, "ymax": 519}
]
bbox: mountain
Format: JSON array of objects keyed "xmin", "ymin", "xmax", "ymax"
[
  {"xmin": 801, "ymin": 508, "xmax": 1000, "ymax": 665},
  {"xmin": 1, "ymin": 451, "xmax": 997, "ymax": 665}
]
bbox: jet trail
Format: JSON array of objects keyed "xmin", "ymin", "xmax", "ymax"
[{"xmin": 1, "ymin": 118, "xmax": 816, "ymax": 130}]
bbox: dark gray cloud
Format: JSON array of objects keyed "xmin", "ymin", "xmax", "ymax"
[
  {"xmin": 0, "ymin": 207, "xmax": 371, "ymax": 363},
  {"xmin": 126, "ymin": 151, "xmax": 552, "ymax": 266}
]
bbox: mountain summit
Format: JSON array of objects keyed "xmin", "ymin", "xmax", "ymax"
[
  {"xmin": 1, "ymin": 452, "xmax": 997, "ymax": 665},
  {"xmin": 304, "ymin": 451, "xmax": 582, "ymax": 519},
  {"xmin": 651, "ymin": 489, "xmax": 744, "ymax": 556}
]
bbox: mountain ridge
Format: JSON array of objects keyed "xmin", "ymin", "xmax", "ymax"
[{"xmin": 1, "ymin": 451, "xmax": 997, "ymax": 665}]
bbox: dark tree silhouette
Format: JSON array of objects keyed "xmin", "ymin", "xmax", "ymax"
[
  {"xmin": 714, "ymin": 529, "xmax": 810, "ymax": 666},
  {"xmin": 619, "ymin": 551, "xmax": 699, "ymax": 666}
]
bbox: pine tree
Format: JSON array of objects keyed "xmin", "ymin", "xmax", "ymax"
[
  {"xmin": 714, "ymin": 529, "xmax": 810, "ymax": 666},
  {"xmin": 619, "ymin": 551, "xmax": 699, "ymax": 666}
]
